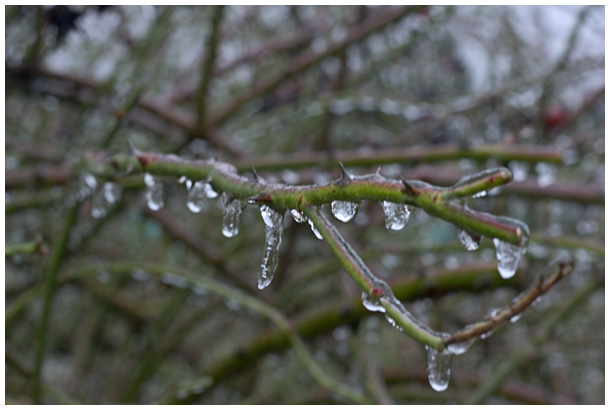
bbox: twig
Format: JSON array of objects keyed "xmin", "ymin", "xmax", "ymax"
[
  {"xmin": 33, "ymin": 202, "xmax": 81, "ymax": 404},
  {"xmin": 443, "ymin": 260, "xmax": 574, "ymax": 346},
  {"xmin": 196, "ymin": 6, "xmax": 225, "ymax": 135},
  {"xmin": 100, "ymin": 87, "xmax": 144, "ymax": 149},
  {"xmin": 465, "ymin": 279, "xmax": 601, "ymax": 404},
  {"xmin": 5, "ymin": 235, "xmax": 48, "ymax": 257},
  {"xmin": 122, "ymin": 152, "xmax": 528, "ymax": 246},
  {"xmin": 57, "ymin": 262, "xmax": 371, "ymax": 405}
]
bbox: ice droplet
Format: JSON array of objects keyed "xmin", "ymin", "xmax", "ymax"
[
  {"xmin": 425, "ymin": 345, "xmax": 451, "ymax": 392},
  {"xmin": 144, "ymin": 173, "xmax": 164, "ymax": 211},
  {"xmin": 458, "ymin": 229, "xmax": 482, "ymax": 251},
  {"xmin": 179, "ymin": 176, "xmax": 193, "ymax": 190},
  {"xmin": 204, "ymin": 182, "xmax": 218, "ymax": 198},
  {"xmin": 510, "ymin": 312, "xmax": 523, "ymax": 323},
  {"xmin": 492, "ymin": 238, "xmax": 527, "ymax": 279},
  {"xmin": 103, "ymin": 182, "xmax": 122, "ymax": 204},
  {"xmin": 472, "ymin": 190, "xmax": 488, "ymax": 198},
  {"xmin": 384, "ymin": 314, "xmax": 404, "ymax": 331},
  {"xmin": 331, "ymin": 200, "xmax": 358, "ymax": 223},
  {"xmin": 221, "ymin": 194, "xmax": 244, "ymax": 238},
  {"xmin": 187, "ymin": 181, "xmax": 208, "ymax": 213},
  {"xmin": 290, "ymin": 209, "xmax": 306, "ymax": 223},
  {"xmin": 161, "ymin": 272, "xmax": 188, "ymax": 288},
  {"xmin": 258, "ymin": 205, "xmax": 284, "ymax": 289},
  {"xmin": 361, "ymin": 291, "xmax": 385, "ymax": 312},
  {"xmin": 76, "ymin": 173, "xmax": 97, "ymax": 200},
  {"xmin": 382, "ymin": 201, "xmax": 410, "ymax": 230},
  {"xmin": 445, "ymin": 339, "xmax": 473, "ymax": 355}
]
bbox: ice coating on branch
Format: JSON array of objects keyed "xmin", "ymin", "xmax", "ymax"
[
  {"xmin": 382, "ymin": 201, "xmax": 410, "ymax": 230},
  {"xmin": 221, "ymin": 193, "xmax": 244, "ymax": 238},
  {"xmin": 492, "ymin": 238, "xmax": 527, "ymax": 279},
  {"xmin": 144, "ymin": 173, "xmax": 164, "ymax": 211},
  {"xmin": 290, "ymin": 209, "xmax": 323, "ymax": 239},
  {"xmin": 187, "ymin": 181, "xmax": 208, "ymax": 213},
  {"xmin": 258, "ymin": 205, "xmax": 284, "ymax": 289},
  {"xmin": 308, "ymin": 218, "xmax": 323, "ymax": 240},
  {"xmin": 458, "ymin": 229, "xmax": 481, "ymax": 251},
  {"xmin": 425, "ymin": 345, "xmax": 451, "ymax": 392},
  {"xmin": 331, "ymin": 200, "xmax": 358, "ymax": 223}
]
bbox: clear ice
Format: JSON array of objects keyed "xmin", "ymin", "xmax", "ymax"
[
  {"xmin": 361, "ymin": 291, "xmax": 386, "ymax": 312},
  {"xmin": 458, "ymin": 229, "xmax": 481, "ymax": 251},
  {"xmin": 425, "ymin": 345, "xmax": 451, "ymax": 392},
  {"xmin": 290, "ymin": 209, "xmax": 322, "ymax": 239},
  {"xmin": 144, "ymin": 173, "xmax": 164, "ymax": 211},
  {"xmin": 103, "ymin": 182, "xmax": 122, "ymax": 204},
  {"xmin": 221, "ymin": 194, "xmax": 244, "ymax": 238},
  {"xmin": 259, "ymin": 205, "xmax": 284, "ymax": 289},
  {"xmin": 187, "ymin": 181, "xmax": 208, "ymax": 213},
  {"xmin": 331, "ymin": 200, "xmax": 358, "ymax": 223},
  {"xmin": 492, "ymin": 238, "xmax": 527, "ymax": 279},
  {"xmin": 382, "ymin": 201, "xmax": 410, "ymax": 230}
]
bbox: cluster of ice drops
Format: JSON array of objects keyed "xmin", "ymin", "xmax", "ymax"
[{"xmin": 134, "ymin": 168, "xmax": 529, "ymax": 393}]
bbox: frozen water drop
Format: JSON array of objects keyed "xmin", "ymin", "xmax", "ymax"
[
  {"xmin": 161, "ymin": 272, "xmax": 188, "ymax": 288},
  {"xmin": 492, "ymin": 238, "xmax": 527, "ymax": 279},
  {"xmin": 331, "ymin": 200, "xmax": 358, "ymax": 223},
  {"xmin": 76, "ymin": 173, "xmax": 97, "ymax": 200},
  {"xmin": 480, "ymin": 329, "xmax": 495, "ymax": 339},
  {"xmin": 84, "ymin": 174, "xmax": 98, "ymax": 190},
  {"xmin": 144, "ymin": 173, "xmax": 164, "ymax": 211},
  {"xmin": 91, "ymin": 189, "xmax": 108, "ymax": 219},
  {"xmin": 221, "ymin": 194, "xmax": 244, "ymax": 238},
  {"xmin": 472, "ymin": 190, "xmax": 488, "ymax": 198},
  {"xmin": 384, "ymin": 314, "xmax": 404, "ymax": 331},
  {"xmin": 382, "ymin": 201, "xmax": 410, "ymax": 230},
  {"xmin": 425, "ymin": 345, "xmax": 451, "ymax": 392},
  {"xmin": 509, "ymin": 312, "xmax": 522, "ymax": 324},
  {"xmin": 361, "ymin": 291, "xmax": 385, "ymax": 313},
  {"xmin": 445, "ymin": 339, "xmax": 473, "ymax": 355},
  {"xmin": 458, "ymin": 229, "xmax": 482, "ymax": 251},
  {"xmin": 204, "ymin": 182, "xmax": 218, "ymax": 198},
  {"xmin": 290, "ymin": 209, "xmax": 306, "ymax": 223},
  {"xmin": 187, "ymin": 181, "xmax": 208, "ymax": 213},
  {"xmin": 258, "ymin": 205, "xmax": 284, "ymax": 289},
  {"xmin": 179, "ymin": 176, "xmax": 193, "ymax": 190},
  {"xmin": 103, "ymin": 182, "xmax": 122, "ymax": 204}
]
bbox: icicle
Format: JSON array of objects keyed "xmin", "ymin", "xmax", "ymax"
[
  {"xmin": 103, "ymin": 182, "xmax": 122, "ymax": 204},
  {"xmin": 492, "ymin": 238, "xmax": 527, "ymax": 279},
  {"xmin": 221, "ymin": 193, "xmax": 244, "ymax": 238},
  {"xmin": 331, "ymin": 200, "xmax": 358, "ymax": 223},
  {"xmin": 458, "ymin": 229, "xmax": 482, "ymax": 251},
  {"xmin": 187, "ymin": 181, "xmax": 208, "ymax": 213},
  {"xmin": 382, "ymin": 201, "xmax": 410, "ymax": 230},
  {"xmin": 425, "ymin": 345, "xmax": 451, "ymax": 392},
  {"xmin": 258, "ymin": 205, "xmax": 284, "ymax": 289},
  {"xmin": 144, "ymin": 173, "xmax": 164, "ymax": 211}
]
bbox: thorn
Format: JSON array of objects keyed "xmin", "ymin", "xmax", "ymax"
[
  {"xmin": 248, "ymin": 193, "xmax": 273, "ymax": 203},
  {"xmin": 126, "ymin": 138, "xmax": 141, "ymax": 155},
  {"xmin": 338, "ymin": 161, "xmax": 351, "ymax": 185},
  {"xmin": 399, "ymin": 177, "xmax": 419, "ymax": 197},
  {"xmin": 252, "ymin": 167, "xmax": 262, "ymax": 183},
  {"xmin": 137, "ymin": 154, "xmax": 151, "ymax": 170},
  {"xmin": 375, "ymin": 166, "xmax": 382, "ymax": 177}
]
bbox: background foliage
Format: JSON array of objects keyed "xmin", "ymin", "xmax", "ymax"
[{"xmin": 5, "ymin": 5, "xmax": 605, "ymax": 404}]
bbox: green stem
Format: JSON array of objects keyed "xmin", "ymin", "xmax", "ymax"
[
  {"xmin": 33, "ymin": 202, "xmax": 80, "ymax": 404},
  {"xmin": 302, "ymin": 204, "xmax": 444, "ymax": 350}
]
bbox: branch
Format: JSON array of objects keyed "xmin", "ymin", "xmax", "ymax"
[
  {"xmin": 231, "ymin": 144, "xmax": 563, "ymax": 172},
  {"xmin": 125, "ymin": 152, "xmax": 528, "ymax": 246},
  {"xmin": 33, "ymin": 202, "xmax": 81, "ymax": 403},
  {"xmin": 196, "ymin": 5, "xmax": 225, "ymax": 135},
  {"xmin": 443, "ymin": 259, "xmax": 574, "ymax": 346}
]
